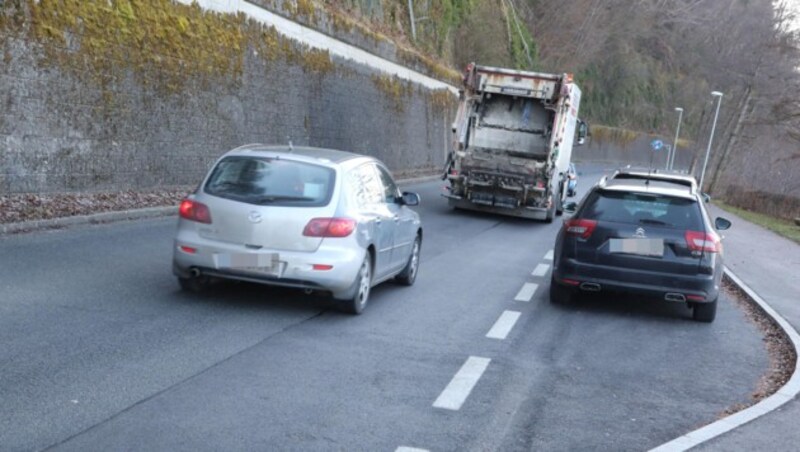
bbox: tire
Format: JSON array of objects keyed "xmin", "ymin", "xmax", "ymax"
[
  {"xmin": 549, "ymin": 275, "xmax": 575, "ymax": 304},
  {"xmin": 693, "ymin": 298, "xmax": 717, "ymax": 323},
  {"xmin": 396, "ymin": 236, "xmax": 421, "ymax": 286},
  {"xmin": 178, "ymin": 275, "xmax": 210, "ymax": 293},
  {"xmin": 340, "ymin": 254, "xmax": 373, "ymax": 315}
]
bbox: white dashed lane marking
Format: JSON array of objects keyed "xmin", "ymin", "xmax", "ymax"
[
  {"xmin": 396, "ymin": 447, "xmax": 429, "ymax": 452},
  {"xmin": 532, "ymin": 263, "xmax": 550, "ymax": 277},
  {"xmin": 544, "ymin": 250, "xmax": 554, "ymax": 260},
  {"xmin": 486, "ymin": 310, "xmax": 522, "ymax": 340},
  {"xmin": 432, "ymin": 356, "xmax": 491, "ymax": 411},
  {"xmin": 514, "ymin": 283, "xmax": 539, "ymax": 302}
]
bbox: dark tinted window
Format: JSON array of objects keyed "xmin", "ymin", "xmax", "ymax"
[
  {"xmin": 581, "ymin": 190, "xmax": 702, "ymax": 229},
  {"xmin": 204, "ymin": 156, "xmax": 335, "ymax": 207}
]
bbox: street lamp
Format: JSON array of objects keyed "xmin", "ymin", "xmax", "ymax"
[
  {"xmin": 670, "ymin": 107, "xmax": 683, "ymax": 170},
  {"xmin": 698, "ymin": 92, "xmax": 723, "ymax": 191}
]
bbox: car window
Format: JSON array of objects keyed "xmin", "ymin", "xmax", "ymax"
[
  {"xmin": 203, "ymin": 156, "xmax": 335, "ymax": 207},
  {"xmin": 347, "ymin": 163, "xmax": 385, "ymax": 208},
  {"xmin": 581, "ymin": 190, "xmax": 703, "ymax": 229},
  {"xmin": 374, "ymin": 164, "xmax": 400, "ymax": 203}
]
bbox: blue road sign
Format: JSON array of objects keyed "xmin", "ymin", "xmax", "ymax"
[{"xmin": 651, "ymin": 139, "xmax": 664, "ymax": 151}]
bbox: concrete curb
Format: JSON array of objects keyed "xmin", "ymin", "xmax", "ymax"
[
  {"xmin": 0, "ymin": 174, "xmax": 441, "ymax": 236},
  {"xmin": 649, "ymin": 268, "xmax": 800, "ymax": 452}
]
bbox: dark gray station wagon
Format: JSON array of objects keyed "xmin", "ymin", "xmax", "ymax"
[{"xmin": 550, "ymin": 170, "xmax": 731, "ymax": 322}]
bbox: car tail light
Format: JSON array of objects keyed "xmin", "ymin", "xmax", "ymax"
[
  {"xmin": 179, "ymin": 245, "xmax": 197, "ymax": 254},
  {"xmin": 303, "ymin": 218, "xmax": 356, "ymax": 238},
  {"xmin": 559, "ymin": 278, "xmax": 581, "ymax": 286},
  {"xmin": 564, "ymin": 218, "xmax": 596, "ymax": 239},
  {"xmin": 685, "ymin": 230, "xmax": 720, "ymax": 253},
  {"xmin": 312, "ymin": 264, "xmax": 333, "ymax": 271},
  {"xmin": 179, "ymin": 199, "xmax": 212, "ymax": 224}
]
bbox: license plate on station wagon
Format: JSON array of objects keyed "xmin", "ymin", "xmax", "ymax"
[{"xmin": 609, "ymin": 238, "xmax": 664, "ymax": 257}]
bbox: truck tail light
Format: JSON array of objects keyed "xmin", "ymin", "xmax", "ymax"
[
  {"xmin": 564, "ymin": 218, "xmax": 596, "ymax": 239},
  {"xmin": 685, "ymin": 230, "xmax": 720, "ymax": 253},
  {"xmin": 179, "ymin": 199, "xmax": 212, "ymax": 224},
  {"xmin": 303, "ymin": 218, "xmax": 356, "ymax": 238}
]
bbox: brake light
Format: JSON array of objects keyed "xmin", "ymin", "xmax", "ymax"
[
  {"xmin": 685, "ymin": 230, "xmax": 720, "ymax": 253},
  {"xmin": 303, "ymin": 218, "xmax": 356, "ymax": 238},
  {"xmin": 179, "ymin": 199, "xmax": 212, "ymax": 224},
  {"xmin": 564, "ymin": 218, "xmax": 596, "ymax": 239}
]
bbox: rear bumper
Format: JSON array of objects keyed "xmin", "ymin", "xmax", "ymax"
[
  {"xmin": 554, "ymin": 258, "xmax": 720, "ymax": 303},
  {"xmin": 443, "ymin": 194, "xmax": 548, "ymax": 220},
  {"xmin": 172, "ymin": 229, "xmax": 364, "ymax": 297}
]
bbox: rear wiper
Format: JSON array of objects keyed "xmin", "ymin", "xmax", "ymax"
[
  {"xmin": 254, "ymin": 195, "xmax": 315, "ymax": 204},
  {"xmin": 639, "ymin": 218, "xmax": 670, "ymax": 226}
]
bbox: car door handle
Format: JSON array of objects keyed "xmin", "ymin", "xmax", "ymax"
[
  {"xmin": 374, "ymin": 218, "xmax": 382, "ymax": 225},
  {"xmin": 393, "ymin": 215, "xmax": 400, "ymax": 222}
]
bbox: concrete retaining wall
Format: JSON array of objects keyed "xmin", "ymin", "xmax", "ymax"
[{"xmin": 0, "ymin": 0, "xmax": 454, "ymax": 194}]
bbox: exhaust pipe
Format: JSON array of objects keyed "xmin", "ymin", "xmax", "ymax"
[
  {"xmin": 580, "ymin": 282, "xmax": 601, "ymax": 292},
  {"xmin": 190, "ymin": 268, "xmax": 201, "ymax": 278},
  {"xmin": 664, "ymin": 293, "xmax": 686, "ymax": 302}
]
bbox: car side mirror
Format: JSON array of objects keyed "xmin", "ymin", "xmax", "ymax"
[
  {"xmin": 563, "ymin": 202, "xmax": 578, "ymax": 213},
  {"xmin": 702, "ymin": 193, "xmax": 711, "ymax": 203},
  {"xmin": 401, "ymin": 192, "xmax": 420, "ymax": 206},
  {"xmin": 715, "ymin": 217, "xmax": 731, "ymax": 231}
]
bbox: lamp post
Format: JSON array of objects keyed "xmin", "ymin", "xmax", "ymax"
[
  {"xmin": 698, "ymin": 92, "xmax": 723, "ymax": 191},
  {"xmin": 670, "ymin": 107, "xmax": 683, "ymax": 170}
]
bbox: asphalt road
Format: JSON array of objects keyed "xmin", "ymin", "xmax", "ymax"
[{"xmin": 0, "ymin": 166, "xmax": 769, "ymax": 451}]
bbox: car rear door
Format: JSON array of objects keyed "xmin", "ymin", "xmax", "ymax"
[
  {"xmin": 374, "ymin": 164, "xmax": 417, "ymax": 270},
  {"xmin": 348, "ymin": 162, "xmax": 396, "ymax": 280}
]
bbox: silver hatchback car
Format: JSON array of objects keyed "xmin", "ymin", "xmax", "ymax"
[{"xmin": 172, "ymin": 144, "xmax": 423, "ymax": 314}]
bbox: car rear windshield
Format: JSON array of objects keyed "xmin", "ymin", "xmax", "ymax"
[
  {"xmin": 580, "ymin": 190, "xmax": 703, "ymax": 230},
  {"xmin": 204, "ymin": 156, "xmax": 335, "ymax": 207}
]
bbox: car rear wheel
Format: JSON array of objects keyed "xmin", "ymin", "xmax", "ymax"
[
  {"xmin": 340, "ymin": 254, "xmax": 373, "ymax": 315},
  {"xmin": 396, "ymin": 236, "xmax": 421, "ymax": 286},
  {"xmin": 692, "ymin": 298, "xmax": 717, "ymax": 323},
  {"xmin": 549, "ymin": 275, "xmax": 576, "ymax": 304}
]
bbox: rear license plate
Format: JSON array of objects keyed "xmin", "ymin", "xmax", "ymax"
[
  {"xmin": 215, "ymin": 253, "xmax": 279, "ymax": 273},
  {"xmin": 609, "ymin": 238, "xmax": 664, "ymax": 257}
]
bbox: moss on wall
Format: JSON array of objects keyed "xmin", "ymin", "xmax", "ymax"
[
  {"xmin": 371, "ymin": 74, "xmax": 413, "ymax": 112},
  {"xmin": 0, "ymin": 0, "xmax": 338, "ymax": 96}
]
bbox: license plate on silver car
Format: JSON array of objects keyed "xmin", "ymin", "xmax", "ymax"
[
  {"xmin": 215, "ymin": 253, "xmax": 279, "ymax": 272},
  {"xmin": 609, "ymin": 238, "xmax": 664, "ymax": 257}
]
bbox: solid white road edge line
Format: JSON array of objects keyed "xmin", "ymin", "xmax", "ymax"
[
  {"xmin": 544, "ymin": 250, "xmax": 554, "ymax": 260},
  {"xmin": 486, "ymin": 311, "xmax": 522, "ymax": 340},
  {"xmin": 433, "ymin": 356, "xmax": 491, "ymax": 411},
  {"xmin": 532, "ymin": 263, "xmax": 550, "ymax": 277},
  {"xmin": 514, "ymin": 283, "xmax": 539, "ymax": 302},
  {"xmin": 395, "ymin": 447, "xmax": 429, "ymax": 452},
  {"xmin": 649, "ymin": 267, "xmax": 800, "ymax": 452}
]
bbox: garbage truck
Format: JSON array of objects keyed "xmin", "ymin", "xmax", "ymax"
[{"xmin": 442, "ymin": 63, "xmax": 585, "ymax": 221}]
